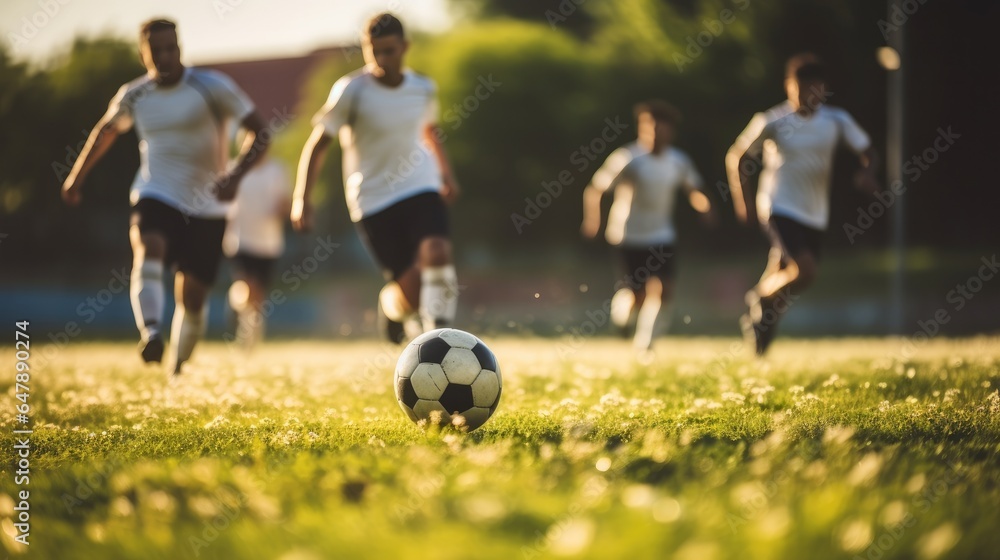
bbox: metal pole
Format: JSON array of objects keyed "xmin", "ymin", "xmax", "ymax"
[{"xmin": 887, "ymin": 0, "xmax": 906, "ymax": 335}]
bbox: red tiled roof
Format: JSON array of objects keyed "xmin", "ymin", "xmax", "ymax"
[{"xmin": 204, "ymin": 46, "xmax": 352, "ymax": 120}]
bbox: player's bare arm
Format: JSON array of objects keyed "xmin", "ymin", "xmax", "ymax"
[
  {"xmin": 215, "ymin": 111, "xmax": 270, "ymax": 202},
  {"xmin": 854, "ymin": 146, "xmax": 881, "ymax": 195},
  {"xmin": 726, "ymin": 144, "xmax": 759, "ymax": 227},
  {"xmin": 61, "ymin": 119, "xmax": 121, "ymax": 206},
  {"xmin": 291, "ymin": 125, "xmax": 333, "ymax": 232},
  {"xmin": 424, "ymin": 124, "xmax": 460, "ymax": 204},
  {"xmin": 580, "ymin": 184, "xmax": 605, "ymax": 239},
  {"xmin": 686, "ymin": 187, "xmax": 718, "ymax": 228}
]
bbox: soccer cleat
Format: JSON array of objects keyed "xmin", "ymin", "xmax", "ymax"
[
  {"xmin": 377, "ymin": 300, "xmax": 406, "ymax": 344},
  {"xmin": 139, "ymin": 333, "xmax": 164, "ymax": 363}
]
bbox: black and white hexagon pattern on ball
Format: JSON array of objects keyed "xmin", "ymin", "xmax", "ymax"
[{"xmin": 394, "ymin": 328, "xmax": 502, "ymax": 431}]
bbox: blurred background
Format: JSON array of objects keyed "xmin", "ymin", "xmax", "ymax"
[{"xmin": 0, "ymin": 0, "xmax": 996, "ymax": 340}]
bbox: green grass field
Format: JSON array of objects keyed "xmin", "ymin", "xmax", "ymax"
[{"xmin": 2, "ymin": 337, "xmax": 999, "ymax": 559}]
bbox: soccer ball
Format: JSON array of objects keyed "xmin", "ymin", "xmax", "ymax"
[{"xmin": 394, "ymin": 328, "xmax": 501, "ymax": 431}]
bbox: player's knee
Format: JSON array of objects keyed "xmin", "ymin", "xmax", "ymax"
[
  {"xmin": 645, "ymin": 277, "xmax": 664, "ymax": 299},
  {"xmin": 181, "ymin": 282, "xmax": 209, "ymax": 312},
  {"xmin": 419, "ymin": 237, "xmax": 452, "ymax": 268},
  {"xmin": 134, "ymin": 232, "xmax": 167, "ymax": 260}
]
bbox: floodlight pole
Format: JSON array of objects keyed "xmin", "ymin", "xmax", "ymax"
[{"xmin": 887, "ymin": 0, "xmax": 906, "ymax": 335}]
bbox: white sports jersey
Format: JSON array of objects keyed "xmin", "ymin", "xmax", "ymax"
[
  {"xmin": 595, "ymin": 144, "xmax": 704, "ymax": 246},
  {"xmin": 105, "ymin": 67, "xmax": 255, "ymax": 218},
  {"xmin": 223, "ymin": 158, "xmax": 290, "ymax": 259},
  {"xmin": 734, "ymin": 102, "xmax": 871, "ymax": 230},
  {"xmin": 313, "ymin": 67, "xmax": 441, "ymax": 222}
]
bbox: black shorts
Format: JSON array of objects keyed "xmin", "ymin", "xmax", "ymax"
[
  {"xmin": 617, "ymin": 244, "xmax": 676, "ymax": 291},
  {"xmin": 358, "ymin": 191, "xmax": 450, "ymax": 280},
  {"xmin": 768, "ymin": 215, "xmax": 823, "ymax": 265},
  {"xmin": 231, "ymin": 252, "xmax": 276, "ymax": 288},
  {"xmin": 130, "ymin": 198, "xmax": 227, "ymax": 285}
]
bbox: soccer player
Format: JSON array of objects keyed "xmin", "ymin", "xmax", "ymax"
[
  {"xmin": 291, "ymin": 13, "xmax": 460, "ymax": 343},
  {"xmin": 61, "ymin": 19, "xmax": 269, "ymax": 375},
  {"xmin": 582, "ymin": 100, "xmax": 716, "ymax": 354},
  {"xmin": 726, "ymin": 53, "xmax": 879, "ymax": 355},
  {"xmin": 223, "ymin": 153, "xmax": 291, "ymax": 350}
]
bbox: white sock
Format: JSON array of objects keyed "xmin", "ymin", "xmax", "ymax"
[
  {"xmin": 130, "ymin": 260, "xmax": 165, "ymax": 339},
  {"xmin": 169, "ymin": 304, "xmax": 208, "ymax": 372},
  {"xmin": 419, "ymin": 265, "xmax": 458, "ymax": 331},
  {"xmin": 611, "ymin": 288, "xmax": 636, "ymax": 329},
  {"xmin": 634, "ymin": 298, "xmax": 672, "ymax": 351}
]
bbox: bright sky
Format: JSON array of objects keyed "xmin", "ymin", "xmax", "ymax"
[{"xmin": 1, "ymin": 0, "xmax": 454, "ymax": 64}]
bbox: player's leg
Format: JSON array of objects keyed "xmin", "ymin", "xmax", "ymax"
[
  {"xmin": 129, "ymin": 200, "xmax": 171, "ymax": 363},
  {"xmin": 742, "ymin": 217, "xmax": 820, "ymax": 355},
  {"xmin": 415, "ymin": 235, "xmax": 458, "ymax": 331},
  {"xmin": 168, "ymin": 214, "xmax": 227, "ymax": 375},
  {"xmin": 359, "ymin": 206, "xmax": 414, "ymax": 343},
  {"xmin": 611, "ymin": 248, "xmax": 646, "ymax": 337},
  {"xmin": 168, "ymin": 270, "xmax": 210, "ymax": 375},
  {"xmin": 633, "ymin": 246, "xmax": 676, "ymax": 352},
  {"xmin": 228, "ymin": 254, "xmax": 271, "ymax": 350},
  {"xmin": 396, "ymin": 192, "xmax": 456, "ymax": 332}
]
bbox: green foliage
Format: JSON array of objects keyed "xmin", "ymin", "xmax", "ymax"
[
  {"xmin": 1, "ymin": 338, "xmax": 998, "ymax": 559},
  {"xmin": 0, "ymin": 38, "xmax": 143, "ymax": 265}
]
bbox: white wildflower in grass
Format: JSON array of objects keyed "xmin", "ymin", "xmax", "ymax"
[
  {"xmin": 203, "ymin": 415, "xmax": 229, "ymax": 429},
  {"xmin": 986, "ymin": 390, "xmax": 1000, "ymax": 414},
  {"xmin": 721, "ymin": 392, "xmax": 746, "ymax": 405},
  {"xmin": 750, "ymin": 385, "xmax": 775, "ymax": 404}
]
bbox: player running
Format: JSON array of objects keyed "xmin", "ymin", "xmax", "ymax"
[
  {"xmin": 582, "ymin": 100, "xmax": 716, "ymax": 355},
  {"xmin": 291, "ymin": 13, "xmax": 460, "ymax": 343},
  {"xmin": 726, "ymin": 53, "xmax": 879, "ymax": 356},
  {"xmin": 223, "ymin": 153, "xmax": 291, "ymax": 350},
  {"xmin": 61, "ymin": 19, "xmax": 269, "ymax": 375}
]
